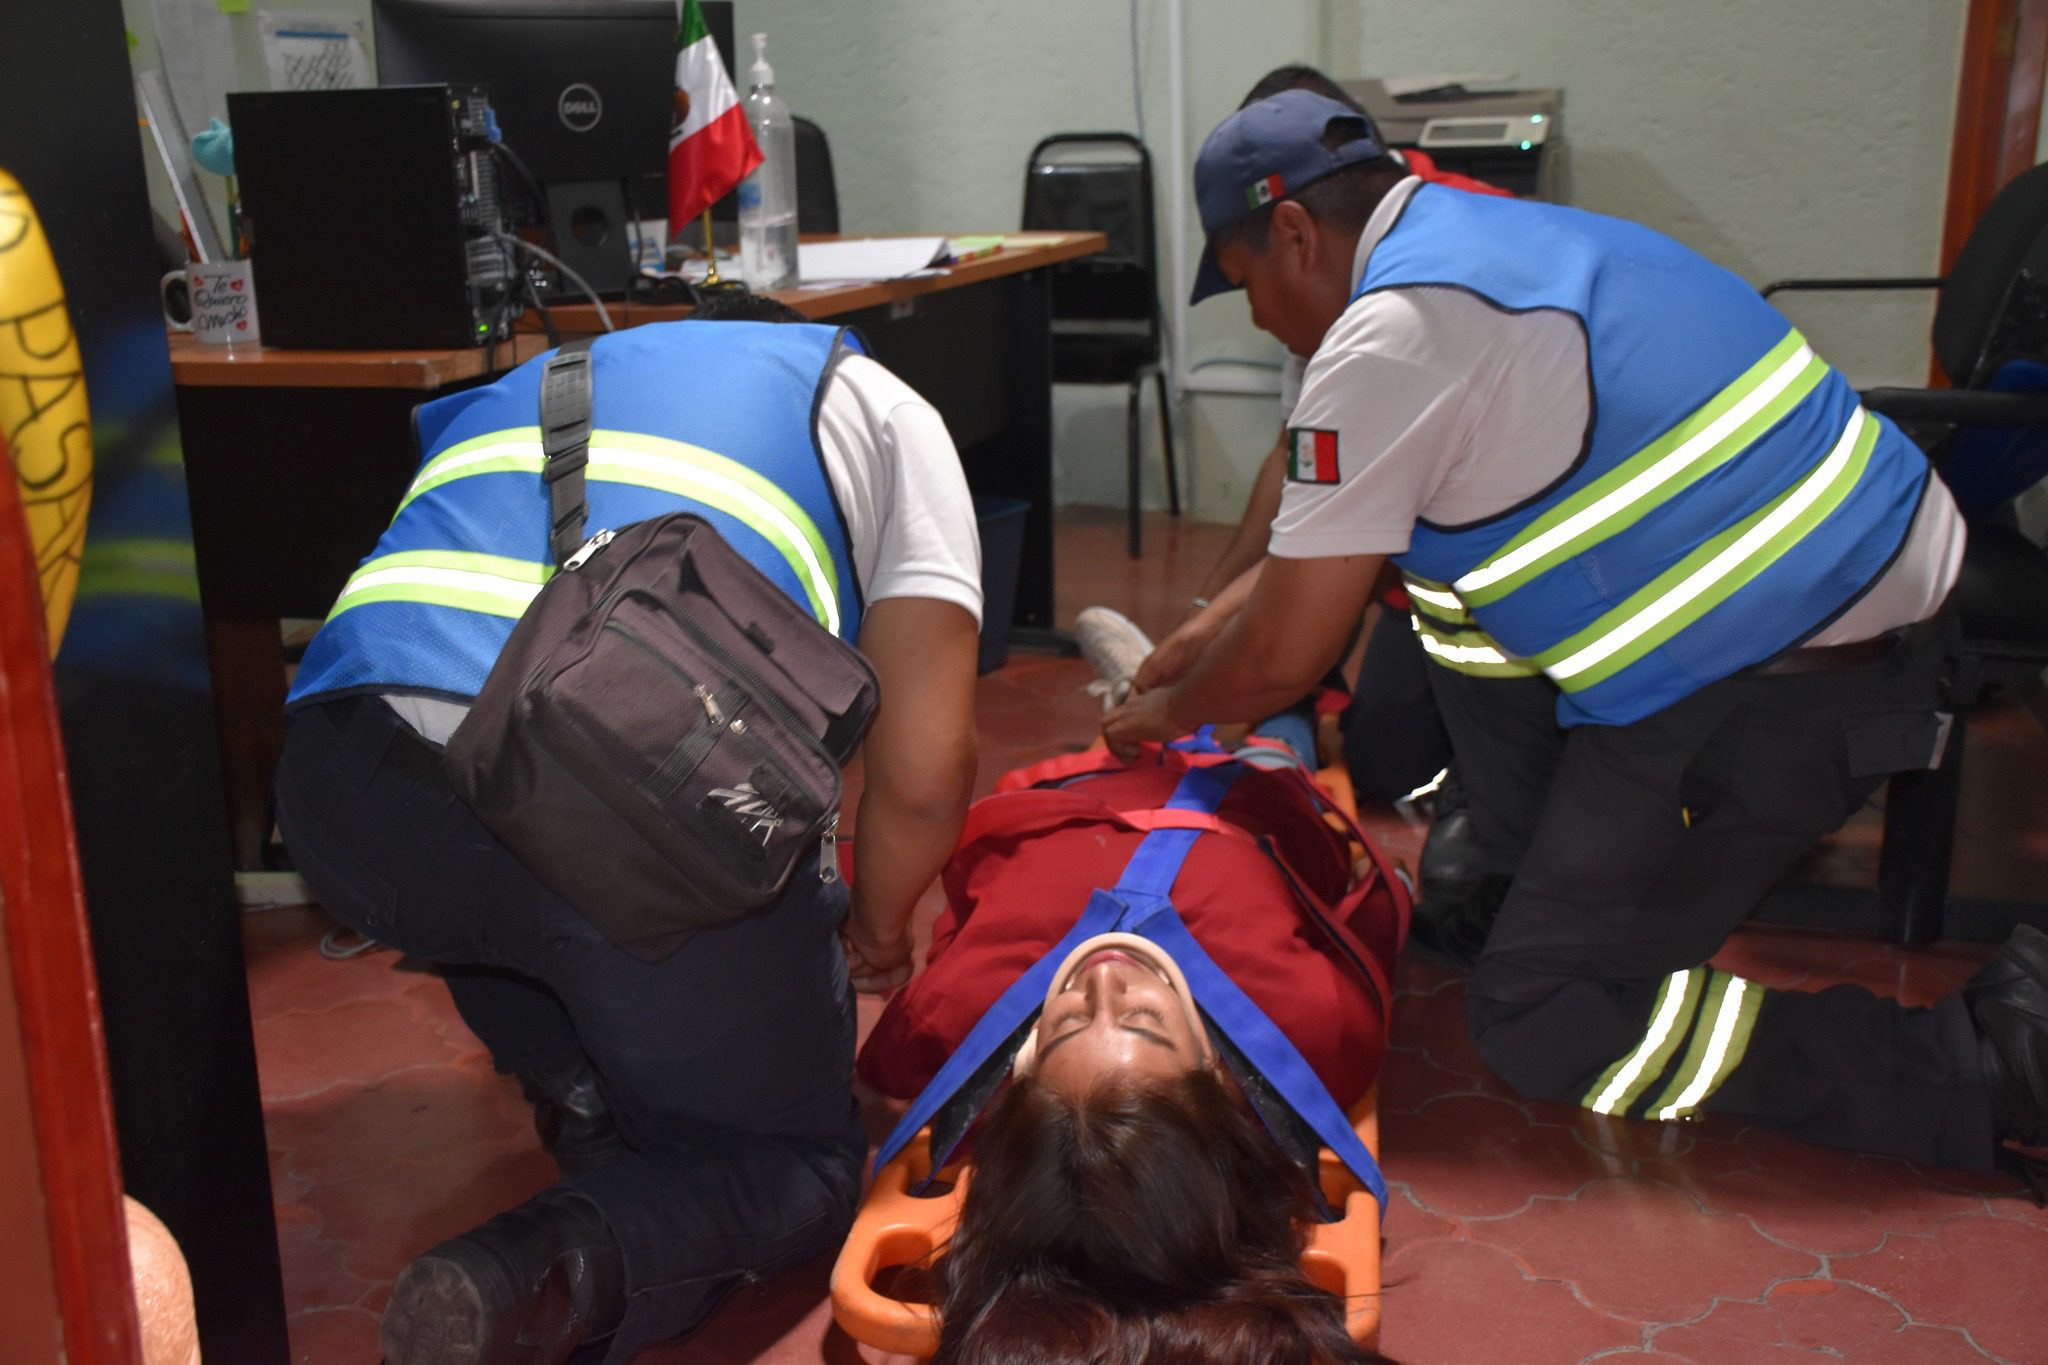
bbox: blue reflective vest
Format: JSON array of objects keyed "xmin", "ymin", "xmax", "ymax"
[
  {"xmin": 289, "ymin": 320, "xmax": 864, "ymax": 708},
  {"xmin": 1369, "ymin": 186, "xmax": 1930, "ymax": 727}
]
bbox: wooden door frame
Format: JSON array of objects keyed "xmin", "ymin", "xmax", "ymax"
[{"xmin": 0, "ymin": 439, "xmax": 141, "ymax": 1363}]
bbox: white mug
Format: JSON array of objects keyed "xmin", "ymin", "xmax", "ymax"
[{"xmin": 161, "ymin": 259, "xmax": 260, "ymax": 346}]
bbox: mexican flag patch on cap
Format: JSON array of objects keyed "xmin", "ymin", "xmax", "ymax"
[
  {"xmin": 1288, "ymin": 428, "xmax": 1340, "ymax": 484},
  {"xmin": 1245, "ymin": 173, "xmax": 1285, "ymax": 209}
]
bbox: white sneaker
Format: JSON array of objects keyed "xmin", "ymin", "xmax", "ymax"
[{"xmin": 1075, "ymin": 606, "xmax": 1154, "ymax": 711}]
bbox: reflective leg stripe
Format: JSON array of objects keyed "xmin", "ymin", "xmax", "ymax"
[
  {"xmin": 326, "ymin": 549, "xmax": 550, "ymax": 621},
  {"xmin": 1411, "ymin": 613, "xmax": 1545, "ymax": 678},
  {"xmin": 1456, "ymin": 331, "xmax": 1827, "ymax": 606},
  {"xmin": 395, "ymin": 426, "xmax": 843, "ymax": 633},
  {"xmin": 1581, "ymin": 968, "xmax": 1705, "ymax": 1115},
  {"xmin": 1645, "ymin": 970, "xmax": 1765, "ymax": 1120},
  {"xmin": 1537, "ymin": 407, "xmax": 1877, "ymax": 690}
]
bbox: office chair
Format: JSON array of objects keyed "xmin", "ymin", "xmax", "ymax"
[
  {"xmin": 1023, "ymin": 133, "xmax": 1179, "ymax": 557},
  {"xmin": 793, "ymin": 116, "xmax": 839, "ymax": 236},
  {"xmin": 1759, "ymin": 163, "xmax": 2048, "ymax": 944}
]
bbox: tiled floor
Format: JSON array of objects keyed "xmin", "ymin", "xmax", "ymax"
[{"xmin": 247, "ymin": 507, "xmax": 2048, "ymax": 1364}]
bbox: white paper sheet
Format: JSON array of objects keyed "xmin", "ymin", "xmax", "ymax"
[
  {"xmin": 797, "ymin": 237, "xmax": 953, "ymax": 286},
  {"xmin": 258, "ymin": 12, "xmax": 372, "ymax": 92}
]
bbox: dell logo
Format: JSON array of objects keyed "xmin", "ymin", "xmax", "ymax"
[{"xmin": 557, "ymin": 83, "xmax": 603, "ymax": 133}]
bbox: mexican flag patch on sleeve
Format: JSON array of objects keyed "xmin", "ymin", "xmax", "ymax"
[{"xmin": 1287, "ymin": 428, "xmax": 1340, "ymax": 484}]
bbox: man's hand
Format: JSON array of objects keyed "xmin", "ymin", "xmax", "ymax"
[
  {"xmin": 1134, "ymin": 615, "xmax": 1221, "ymax": 693},
  {"xmin": 841, "ymin": 917, "xmax": 913, "ymax": 995},
  {"xmin": 1102, "ymin": 686, "xmax": 1188, "ymax": 761}
]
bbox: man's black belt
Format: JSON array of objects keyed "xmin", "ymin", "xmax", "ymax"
[{"xmin": 1754, "ymin": 613, "xmax": 1944, "ymax": 677}]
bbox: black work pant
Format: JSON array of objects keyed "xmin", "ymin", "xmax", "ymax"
[
  {"xmin": 1340, "ymin": 607, "xmax": 1455, "ymax": 804},
  {"xmin": 1438, "ymin": 632, "xmax": 1996, "ymax": 1170},
  {"xmin": 274, "ymin": 697, "xmax": 865, "ymax": 1361}
]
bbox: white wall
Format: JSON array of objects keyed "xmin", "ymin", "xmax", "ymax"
[
  {"xmin": 1334, "ymin": 0, "xmax": 1963, "ymax": 389},
  {"xmin": 122, "ymin": 0, "xmax": 1969, "ymax": 526}
]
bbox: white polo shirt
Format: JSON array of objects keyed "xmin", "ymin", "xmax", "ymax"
[
  {"xmin": 387, "ymin": 353, "xmax": 984, "ymax": 744},
  {"xmin": 1268, "ymin": 176, "xmax": 1962, "ymax": 649}
]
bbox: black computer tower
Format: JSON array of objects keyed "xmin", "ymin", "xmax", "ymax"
[{"xmin": 229, "ymin": 84, "xmax": 517, "ymax": 349}]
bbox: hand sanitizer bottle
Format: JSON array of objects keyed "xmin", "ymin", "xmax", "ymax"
[{"xmin": 737, "ymin": 33, "xmax": 799, "ymax": 291}]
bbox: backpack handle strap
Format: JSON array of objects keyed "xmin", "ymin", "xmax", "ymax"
[{"xmin": 540, "ymin": 336, "xmax": 598, "ymax": 568}]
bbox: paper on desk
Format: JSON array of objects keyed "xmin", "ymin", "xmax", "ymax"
[{"xmin": 798, "ymin": 236, "xmax": 953, "ymax": 285}]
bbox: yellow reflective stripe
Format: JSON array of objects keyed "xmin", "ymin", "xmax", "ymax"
[
  {"xmin": 1538, "ymin": 408, "xmax": 1877, "ymax": 691},
  {"xmin": 394, "ymin": 427, "xmax": 841, "ymax": 633},
  {"xmin": 77, "ymin": 536, "xmax": 202, "ymax": 603},
  {"xmin": 587, "ymin": 431, "xmax": 840, "ymax": 633},
  {"xmin": 1402, "ymin": 573, "xmax": 1471, "ymax": 621},
  {"xmin": 400, "ymin": 425, "xmax": 547, "ymax": 508},
  {"xmin": 1647, "ymin": 971, "xmax": 1765, "ymax": 1120},
  {"xmin": 80, "ymin": 538, "xmax": 195, "ymax": 573},
  {"xmin": 328, "ymin": 550, "xmax": 551, "ymax": 622},
  {"xmin": 1457, "ymin": 331, "xmax": 1824, "ymax": 607},
  {"xmin": 1581, "ymin": 968, "xmax": 1705, "ymax": 1115},
  {"xmin": 1411, "ymin": 614, "xmax": 1544, "ymax": 678}
]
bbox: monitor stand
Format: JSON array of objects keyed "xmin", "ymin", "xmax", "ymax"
[{"xmin": 545, "ymin": 178, "xmax": 634, "ymax": 298}]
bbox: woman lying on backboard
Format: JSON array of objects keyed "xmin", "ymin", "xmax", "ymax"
[{"xmin": 856, "ymin": 727, "xmax": 1407, "ymax": 1365}]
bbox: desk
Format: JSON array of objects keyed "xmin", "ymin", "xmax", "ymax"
[{"xmin": 172, "ymin": 232, "xmax": 1103, "ymax": 866}]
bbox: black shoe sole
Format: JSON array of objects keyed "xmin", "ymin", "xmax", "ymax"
[
  {"xmin": 381, "ymin": 1247, "xmax": 590, "ymax": 1365},
  {"xmin": 382, "ymin": 1254, "xmax": 498, "ymax": 1365}
]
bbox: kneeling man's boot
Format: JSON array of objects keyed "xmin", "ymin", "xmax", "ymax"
[
  {"xmin": 1964, "ymin": 924, "xmax": 2048, "ymax": 1200},
  {"xmin": 520, "ymin": 1060, "xmax": 624, "ymax": 1175},
  {"xmin": 381, "ymin": 1187, "xmax": 626, "ymax": 1365},
  {"xmin": 1410, "ymin": 774, "xmax": 1507, "ymax": 969}
]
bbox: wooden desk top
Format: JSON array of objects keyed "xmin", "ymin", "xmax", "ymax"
[{"xmin": 169, "ymin": 233, "xmax": 1106, "ymax": 391}]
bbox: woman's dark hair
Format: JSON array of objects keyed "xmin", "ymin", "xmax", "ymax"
[{"xmin": 934, "ymin": 1071, "xmax": 1383, "ymax": 1365}]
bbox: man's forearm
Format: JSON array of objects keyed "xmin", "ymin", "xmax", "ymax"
[
  {"xmin": 1165, "ymin": 553, "xmax": 1384, "ymax": 730},
  {"xmin": 1162, "ymin": 604, "xmax": 1319, "ymax": 730},
  {"xmin": 846, "ymin": 762, "xmax": 972, "ymax": 946},
  {"xmin": 1192, "ymin": 428, "xmax": 1290, "ymax": 605}
]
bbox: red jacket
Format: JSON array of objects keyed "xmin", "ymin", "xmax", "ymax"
[
  {"xmin": 1404, "ymin": 147, "xmax": 1514, "ymax": 198},
  {"xmin": 858, "ymin": 751, "xmax": 1407, "ymax": 1107}
]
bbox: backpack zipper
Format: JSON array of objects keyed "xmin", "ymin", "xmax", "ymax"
[{"xmin": 563, "ymin": 528, "xmax": 615, "ymax": 571}]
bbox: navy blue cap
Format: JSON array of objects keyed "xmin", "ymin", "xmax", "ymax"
[{"xmin": 1190, "ymin": 90, "xmax": 1385, "ymax": 304}]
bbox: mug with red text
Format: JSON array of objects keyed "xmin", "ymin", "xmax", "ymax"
[{"xmin": 160, "ymin": 259, "xmax": 260, "ymax": 346}]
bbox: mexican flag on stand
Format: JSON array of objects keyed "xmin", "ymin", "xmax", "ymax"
[{"xmin": 667, "ymin": 0, "xmax": 761, "ymax": 227}]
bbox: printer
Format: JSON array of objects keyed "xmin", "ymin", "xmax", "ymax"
[{"xmin": 1340, "ymin": 78, "xmax": 1563, "ymax": 201}]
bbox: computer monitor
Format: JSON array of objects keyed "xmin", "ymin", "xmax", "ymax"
[{"xmin": 373, "ymin": 0, "xmax": 739, "ymax": 283}]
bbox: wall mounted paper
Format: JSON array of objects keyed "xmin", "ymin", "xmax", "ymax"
[{"xmin": 257, "ymin": 12, "xmax": 371, "ymax": 92}]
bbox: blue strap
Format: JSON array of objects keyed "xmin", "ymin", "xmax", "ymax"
[
  {"xmin": 1124, "ymin": 899, "xmax": 1389, "ymax": 1209},
  {"xmin": 871, "ymin": 887, "xmax": 1125, "ymax": 1175},
  {"xmin": 872, "ymin": 762, "xmax": 1238, "ymax": 1175}
]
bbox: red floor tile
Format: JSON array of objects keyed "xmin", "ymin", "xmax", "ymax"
[
  {"xmin": 246, "ymin": 507, "xmax": 2048, "ymax": 1363},
  {"xmin": 1375, "ymin": 1238, "xmax": 1641, "ymax": 1364},
  {"xmin": 1832, "ymin": 1215, "xmax": 2048, "ymax": 1363}
]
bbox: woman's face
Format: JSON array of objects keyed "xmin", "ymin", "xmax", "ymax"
[{"xmin": 1030, "ymin": 936, "xmax": 1209, "ymax": 1100}]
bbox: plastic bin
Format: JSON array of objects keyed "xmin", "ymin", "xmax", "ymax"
[{"xmin": 973, "ymin": 497, "xmax": 1030, "ymax": 674}]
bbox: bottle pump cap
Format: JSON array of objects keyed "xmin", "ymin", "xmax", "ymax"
[{"xmin": 749, "ymin": 33, "xmax": 773, "ymax": 90}]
